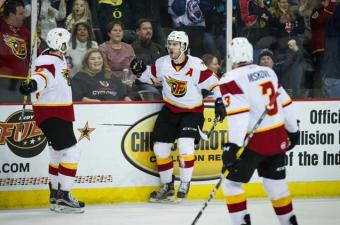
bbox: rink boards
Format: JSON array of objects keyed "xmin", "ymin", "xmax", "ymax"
[{"xmin": 0, "ymin": 100, "xmax": 340, "ymax": 208}]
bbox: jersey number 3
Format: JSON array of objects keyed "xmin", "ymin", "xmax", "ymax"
[{"xmin": 260, "ymin": 81, "xmax": 278, "ymax": 116}]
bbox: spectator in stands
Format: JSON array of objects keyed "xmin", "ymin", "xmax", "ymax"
[
  {"xmin": 0, "ymin": 0, "xmax": 29, "ymax": 99},
  {"xmin": 72, "ymin": 48, "xmax": 133, "ymax": 101},
  {"xmin": 39, "ymin": 0, "xmax": 66, "ymax": 41},
  {"xmin": 201, "ymin": 53, "xmax": 221, "ymax": 98},
  {"xmin": 97, "ymin": 0, "xmax": 135, "ymax": 43},
  {"xmin": 258, "ymin": 48, "xmax": 284, "ymax": 82},
  {"xmin": 310, "ymin": 0, "xmax": 337, "ymax": 97},
  {"xmin": 132, "ymin": 18, "xmax": 166, "ymax": 65},
  {"xmin": 65, "ymin": 0, "xmax": 92, "ymax": 32},
  {"xmin": 256, "ymin": 0, "xmax": 305, "ymax": 51},
  {"xmin": 99, "ymin": 20, "xmax": 135, "ymax": 83},
  {"xmin": 131, "ymin": 18, "xmax": 165, "ymax": 100},
  {"xmin": 129, "ymin": 0, "xmax": 166, "ymax": 46},
  {"xmin": 201, "ymin": 53, "xmax": 221, "ymax": 77},
  {"xmin": 168, "ymin": 0, "xmax": 211, "ymax": 57},
  {"xmin": 67, "ymin": 22, "xmax": 98, "ymax": 77},
  {"xmin": 322, "ymin": 1, "xmax": 340, "ymax": 98},
  {"xmin": 237, "ymin": 0, "xmax": 272, "ymax": 46}
]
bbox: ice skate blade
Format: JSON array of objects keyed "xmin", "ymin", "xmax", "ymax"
[
  {"xmin": 54, "ymin": 205, "xmax": 85, "ymax": 213},
  {"xmin": 149, "ymin": 196, "xmax": 175, "ymax": 204}
]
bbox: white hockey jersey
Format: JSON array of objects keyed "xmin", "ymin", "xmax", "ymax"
[
  {"xmin": 138, "ymin": 55, "xmax": 220, "ymax": 112},
  {"xmin": 220, "ymin": 64, "xmax": 299, "ymax": 156},
  {"xmin": 30, "ymin": 50, "xmax": 74, "ymax": 125}
]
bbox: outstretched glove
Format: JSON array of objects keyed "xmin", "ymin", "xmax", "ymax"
[
  {"xmin": 19, "ymin": 80, "xmax": 38, "ymax": 95},
  {"xmin": 130, "ymin": 58, "xmax": 146, "ymax": 77},
  {"xmin": 221, "ymin": 142, "xmax": 240, "ymax": 172},
  {"xmin": 214, "ymin": 97, "xmax": 226, "ymax": 122},
  {"xmin": 287, "ymin": 130, "xmax": 300, "ymax": 151}
]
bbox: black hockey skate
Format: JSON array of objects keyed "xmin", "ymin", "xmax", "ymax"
[
  {"xmin": 149, "ymin": 180, "xmax": 175, "ymax": 203},
  {"xmin": 176, "ymin": 181, "xmax": 190, "ymax": 201},
  {"xmin": 289, "ymin": 215, "xmax": 298, "ymax": 225},
  {"xmin": 55, "ymin": 189, "xmax": 85, "ymax": 213},
  {"xmin": 49, "ymin": 183, "xmax": 57, "ymax": 211},
  {"xmin": 242, "ymin": 214, "xmax": 251, "ymax": 225}
]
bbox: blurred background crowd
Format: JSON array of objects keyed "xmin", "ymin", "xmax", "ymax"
[{"xmin": 0, "ymin": 0, "xmax": 339, "ymax": 103}]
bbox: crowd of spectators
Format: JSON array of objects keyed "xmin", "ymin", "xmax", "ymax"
[{"xmin": 0, "ymin": 0, "xmax": 339, "ymax": 103}]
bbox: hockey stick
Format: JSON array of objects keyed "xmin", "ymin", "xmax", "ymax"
[
  {"xmin": 191, "ymin": 91, "xmax": 280, "ymax": 225},
  {"xmin": 18, "ymin": 0, "xmax": 38, "ymax": 141},
  {"xmin": 198, "ymin": 116, "xmax": 220, "ymax": 141}
]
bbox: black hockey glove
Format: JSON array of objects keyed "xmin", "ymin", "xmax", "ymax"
[
  {"xmin": 214, "ymin": 97, "xmax": 226, "ymax": 122},
  {"xmin": 221, "ymin": 142, "xmax": 240, "ymax": 172},
  {"xmin": 130, "ymin": 58, "xmax": 146, "ymax": 77},
  {"xmin": 19, "ymin": 79, "xmax": 37, "ymax": 95},
  {"xmin": 286, "ymin": 130, "xmax": 300, "ymax": 151}
]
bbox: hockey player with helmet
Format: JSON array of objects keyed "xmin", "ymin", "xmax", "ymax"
[
  {"xmin": 130, "ymin": 31, "xmax": 226, "ymax": 203},
  {"xmin": 219, "ymin": 37, "xmax": 300, "ymax": 225},
  {"xmin": 19, "ymin": 28, "xmax": 84, "ymax": 213}
]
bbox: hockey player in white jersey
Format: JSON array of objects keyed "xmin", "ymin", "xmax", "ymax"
[
  {"xmin": 130, "ymin": 31, "xmax": 226, "ymax": 202},
  {"xmin": 19, "ymin": 28, "xmax": 84, "ymax": 213},
  {"xmin": 219, "ymin": 37, "xmax": 300, "ymax": 225}
]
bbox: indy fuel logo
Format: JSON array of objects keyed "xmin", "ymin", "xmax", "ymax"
[
  {"xmin": 0, "ymin": 110, "xmax": 47, "ymax": 158},
  {"xmin": 121, "ymin": 109, "xmax": 228, "ymax": 181}
]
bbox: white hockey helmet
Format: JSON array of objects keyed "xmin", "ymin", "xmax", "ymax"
[
  {"xmin": 228, "ymin": 37, "xmax": 253, "ymax": 65},
  {"xmin": 167, "ymin": 31, "xmax": 189, "ymax": 51},
  {"xmin": 46, "ymin": 28, "xmax": 71, "ymax": 54}
]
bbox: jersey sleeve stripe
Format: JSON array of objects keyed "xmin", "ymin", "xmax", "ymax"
[
  {"xmin": 227, "ymin": 108, "xmax": 250, "ymax": 116},
  {"xmin": 198, "ymin": 69, "xmax": 214, "ymax": 84},
  {"xmin": 34, "ymin": 72, "xmax": 48, "ymax": 88},
  {"xmin": 151, "ymin": 64, "xmax": 157, "ymax": 77},
  {"xmin": 206, "ymin": 83, "xmax": 219, "ymax": 91},
  {"xmin": 282, "ymin": 99, "xmax": 292, "ymax": 107},
  {"xmin": 35, "ymin": 64, "xmax": 56, "ymax": 77},
  {"xmin": 220, "ymin": 80, "xmax": 243, "ymax": 95}
]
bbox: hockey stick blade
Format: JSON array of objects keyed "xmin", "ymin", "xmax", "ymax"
[{"xmin": 198, "ymin": 116, "xmax": 221, "ymax": 141}]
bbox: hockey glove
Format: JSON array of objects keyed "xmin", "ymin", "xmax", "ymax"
[
  {"xmin": 130, "ymin": 58, "xmax": 146, "ymax": 77},
  {"xmin": 214, "ymin": 97, "xmax": 226, "ymax": 122},
  {"xmin": 19, "ymin": 79, "xmax": 37, "ymax": 95},
  {"xmin": 287, "ymin": 130, "xmax": 300, "ymax": 151},
  {"xmin": 221, "ymin": 142, "xmax": 240, "ymax": 172}
]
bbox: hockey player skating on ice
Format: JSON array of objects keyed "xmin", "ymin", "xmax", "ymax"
[
  {"xmin": 19, "ymin": 28, "xmax": 84, "ymax": 213},
  {"xmin": 219, "ymin": 37, "xmax": 300, "ymax": 225},
  {"xmin": 130, "ymin": 31, "xmax": 226, "ymax": 202}
]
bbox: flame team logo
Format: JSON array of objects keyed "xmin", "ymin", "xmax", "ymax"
[
  {"xmin": 165, "ymin": 76, "xmax": 187, "ymax": 97},
  {"xmin": 0, "ymin": 110, "xmax": 47, "ymax": 158},
  {"xmin": 3, "ymin": 34, "xmax": 27, "ymax": 59}
]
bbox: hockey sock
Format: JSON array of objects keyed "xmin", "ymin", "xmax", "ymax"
[
  {"xmin": 225, "ymin": 193, "xmax": 248, "ymax": 225},
  {"xmin": 272, "ymin": 195, "xmax": 295, "ymax": 225},
  {"xmin": 48, "ymin": 146, "xmax": 62, "ymax": 189},
  {"xmin": 179, "ymin": 154, "xmax": 195, "ymax": 182},
  {"xmin": 222, "ymin": 179, "xmax": 248, "ymax": 225},
  {"xmin": 156, "ymin": 156, "xmax": 174, "ymax": 183},
  {"xmin": 58, "ymin": 145, "xmax": 80, "ymax": 191},
  {"xmin": 263, "ymin": 178, "xmax": 295, "ymax": 225}
]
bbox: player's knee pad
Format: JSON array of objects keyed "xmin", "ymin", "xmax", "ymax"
[
  {"xmin": 60, "ymin": 144, "xmax": 81, "ymax": 163},
  {"xmin": 178, "ymin": 137, "xmax": 195, "ymax": 155},
  {"xmin": 222, "ymin": 178, "xmax": 244, "ymax": 196},
  {"xmin": 153, "ymin": 142, "xmax": 173, "ymax": 158},
  {"xmin": 263, "ymin": 178, "xmax": 290, "ymax": 200}
]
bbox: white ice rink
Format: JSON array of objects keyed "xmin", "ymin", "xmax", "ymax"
[{"xmin": 1, "ymin": 198, "xmax": 340, "ymax": 225}]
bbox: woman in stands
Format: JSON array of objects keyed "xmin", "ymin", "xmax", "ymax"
[{"xmin": 72, "ymin": 48, "xmax": 133, "ymax": 102}]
